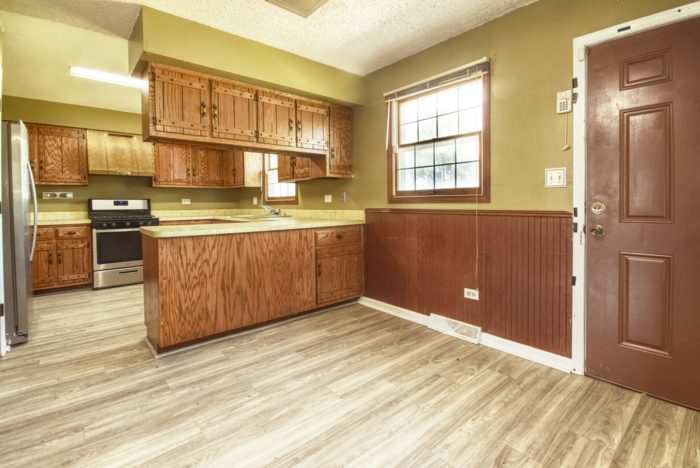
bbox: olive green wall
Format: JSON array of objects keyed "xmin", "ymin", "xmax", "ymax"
[
  {"xmin": 251, "ymin": 0, "xmax": 687, "ymax": 212},
  {"xmin": 2, "ymin": 96, "xmax": 241, "ymax": 213},
  {"xmin": 131, "ymin": 7, "xmax": 364, "ymax": 105}
]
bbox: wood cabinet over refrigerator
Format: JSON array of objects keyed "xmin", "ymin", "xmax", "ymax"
[
  {"xmin": 142, "ymin": 62, "xmax": 354, "ymax": 179},
  {"xmin": 27, "ymin": 124, "xmax": 88, "ymax": 185}
]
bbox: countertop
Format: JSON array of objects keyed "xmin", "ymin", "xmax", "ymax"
[
  {"xmin": 141, "ymin": 216, "xmax": 364, "ymax": 238},
  {"xmin": 34, "ymin": 219, "xmax": 91, "ymax": 226}
]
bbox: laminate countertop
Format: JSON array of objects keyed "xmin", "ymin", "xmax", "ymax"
[{"xmin": 140, "ymin": 216, "xmax": 365, "ymax": 238}]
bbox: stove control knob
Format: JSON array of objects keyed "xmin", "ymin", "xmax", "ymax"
[
  {"xmin": 110, "ymin": 222, "xmax": 117, "ymax": 228},
  {"xmin": 139, "ymin": 221, "xmax": 145, "ymax": 226},
  {"xmin": 125, "ymin": 221, "xmax": 131, "ymax": 227},
  {"xmin": 101, "ymin": 222, "xmax": 108, "ymax": 229}
]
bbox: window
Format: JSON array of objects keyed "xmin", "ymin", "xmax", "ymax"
[
  {"xmin": 263, "ymin": 154, "xmax": 297, "ymax": 204},
  {"xmin": 387, "ymin": 69, "xmax": 490, "ymax": 203}
]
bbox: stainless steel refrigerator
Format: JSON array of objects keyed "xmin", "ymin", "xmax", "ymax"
[{"xmin": 2, "ymin": 121, "xmax": 38, "ymax": 345}]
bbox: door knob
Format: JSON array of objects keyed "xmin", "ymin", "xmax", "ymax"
[{"xmin": 591, "ymin": 224, "xmax": 606, "ymax": 239}]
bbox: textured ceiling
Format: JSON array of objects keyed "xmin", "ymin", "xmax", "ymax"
[{"xmin": 1, "ymin": 0, "xmax": 538, "ymax": 76}]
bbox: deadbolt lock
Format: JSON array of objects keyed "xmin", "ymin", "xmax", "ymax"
[
  {"xmin": 591, "ymin": 225, "xmax": 606, "ymax": 239},
  {"xmin": 591, "ymin": 201, "xmax": 606, "ymax": 215}
]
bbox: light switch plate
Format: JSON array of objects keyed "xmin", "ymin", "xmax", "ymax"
[
  {"xmin": 324, "ymin": 194, "xmax": 332, "ymax": 203},
  {"xmin": 339, "ymin": 191, "xmax": 346, "ymax": 203},
  {"xmin": 253, "ymin": 196, "xmax": 258, "ymax": 205},
  {"xmin": 181, "ymin": 198, "xmax": 191, "ymax": 205},
  {"xmin": 545, "ymin": 167, "xmax": 567, "ymax": 188}
]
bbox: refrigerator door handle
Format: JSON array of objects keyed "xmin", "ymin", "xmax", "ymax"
[{"xmin": 27, "ymin": 158, "xmax": 38, "ymax": 261}]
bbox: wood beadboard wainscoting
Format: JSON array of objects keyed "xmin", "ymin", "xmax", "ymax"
[{"xmin": 364, "ymin": 209, "xmax": 573, "ymax": 357}]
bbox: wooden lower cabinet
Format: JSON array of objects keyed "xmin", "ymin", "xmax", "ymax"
[
  {"xmin": 32, "ymin": 225, "xmax": 92, "ymax": 291},
  {"xmin": 143, "ymin": 225, "xmax": 364, "ymax": 351}
]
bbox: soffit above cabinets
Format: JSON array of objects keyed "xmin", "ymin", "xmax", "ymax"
[
  {"xmin": 266, "ymin": 0, "xmax": 330, "ymax": 18},
  {"xmin": 1, "ymin": 0, "xmax": 538, "ymax": 76}
]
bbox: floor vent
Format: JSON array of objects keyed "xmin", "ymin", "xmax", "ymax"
[{"xmin": 428, "ymin": 314, "xmax": 482, "ymax": 344}]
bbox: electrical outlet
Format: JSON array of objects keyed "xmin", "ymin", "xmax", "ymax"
[
  {"xmin": 339, "ymin": 191, "xmax": 346, "ymax": 203},
  {"xmin": 253, "ymin": 196, "xmax": 258, "ymax": 205},
  {"xmin": 181, "ymin": 198, "xmax": 191, "ymax": 205},
  {"xmin": 42, "ymin": 192, "xmax": 73, "ymax": 199},
  {"xmin": 464, "ymin": 288, "xmax": 480, "ymax": 301},
  {"xmin": 324, "ymin": 194, "xmax": 332, "ymax": 203}
]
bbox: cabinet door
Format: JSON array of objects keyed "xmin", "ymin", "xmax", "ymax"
[
  {"xmin": 292, "ymin": 156, "xmax": 312, "ymax": 180},
  {"xmin": 150, "ymin": 65, "xmax": 210, "ymax": 139},
  {"xmin": 329, "ymin": 106, "xmax": 354, "ymax": 176},
  {"xmin": 316, "ymin": 243, "xmax": 363, "ymax": 305},
  {"xmin": 277, "ymin": 155, "xmax": 295, "ymax": 182},
  {"xmin": 192, "ymin": 147, "xmax": 224, "ymax": 186},
  {"xmin": 222, "ymin": 150, "xmax": 245, "ymax": 187},
  {"xmin": 211, "ymin": 80, "xmax": 257, "ymax": 143},
  {"xmin": 257, "ymin": 90, "xmax": 296, "ymax": 148},
  {"xmin": 153, "ymin": 143, "xmax": 191, "ymax": 186},
  {"xmin": 32, "ymin": 241, "xmax": 57, "ymax": 290},
  {"xmin": 56, "ymin": 239, "xmax": 92, "ymax": 286},
  {"xmin": 135, "ymin": 139, "xmax": 155, "ymax": 176},
  {"xmin": 296, "ymin": 100, "xmax": 329, "ymax": 151},
  {"xmin": 35, "ymin": 125, "xmax": 88, "ymax": 185}
]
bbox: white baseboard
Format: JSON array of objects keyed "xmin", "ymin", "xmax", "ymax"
[
  {"xmin": 357, "ymin": 297, "xmax": 429, "ymax": 326},
  {"xmin": 358, "ymin": 296, "xmax": 574, "ymax": 374}
]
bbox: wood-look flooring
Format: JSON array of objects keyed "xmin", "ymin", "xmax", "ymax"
[{"xmin": 0, "ymin": 286, "xmax": 697, "ymax": 467}]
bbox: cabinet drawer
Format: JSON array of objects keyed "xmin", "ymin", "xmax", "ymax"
[
  {"xmin": 316, "ymin": 242, "xmax": 363, "ymax": 259},
  {"xmin": 34, "ymin": 227, "xmax": 55, "ymax": 241},
  {"xmin": 315, "ymin": 226, "xmax": 362, "ymax": 247},
  {"xmin": 56, "ymin": 226, "xmax": 89, "ymax": 239}
]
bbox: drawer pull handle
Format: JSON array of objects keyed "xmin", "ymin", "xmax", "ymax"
[
  {"xmin": 65, "ymin": 231, "xmax": 77, "ymax": 236},
  {"xmin": 335, "ymin": 233, "xmax": 344, "ymax": 240},
  {"xmin": 317, "ymin": 263, "xmax": 322, "ymax": 277},
  {"xmin": 119, "ymin": 270, "xmax": 139, "ymax": 274}
]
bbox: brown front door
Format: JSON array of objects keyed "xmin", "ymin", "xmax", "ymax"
[{"xmin": 586, "ymin": 17, "xmax": 700, "ymax": 410}]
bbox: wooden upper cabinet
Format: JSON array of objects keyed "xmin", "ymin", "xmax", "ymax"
[
  {"xmin": 192, "ymin": 147, "xmax": 224, "ymax": 186},
  {"xmin": 257, "ymin": 90, "xmax": 296, "ymax": 148},
  {"xmin": 222, "ymin": 150, "xmax": 245, "ymax": 188},
  {"xmin": 148, "ymin": 64, "xmax": 210, "ymax": 139},
  {"xmin": 328, "ymin": 106, "xmax": 353, "ymax": 177},
  {"xmin": 27, "ymin": 124, "xmax": 88, "ymax": 185},
  {"xmin": 296, "ymin": 100, "xmax": 329, "ymax": 151},
  {"xmin": 153, "ymin": 143, "xmax": 191, "ymax": 186},
  {"xmin": 211, "ymin": 80, "xmax": 257, "ymax": 143},
  {"xmin": 87, "ymin": 130, "xmax": 154, "ymax": 176}
]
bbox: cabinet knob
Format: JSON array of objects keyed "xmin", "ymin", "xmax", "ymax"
[{"xmin": 335, "ymin": 233, "xmax": 344, "ymax": 240}]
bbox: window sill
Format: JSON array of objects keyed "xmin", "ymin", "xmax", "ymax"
[{"xmin": 388, "ymin": 192, "xmax": 490, "ymax": 204}]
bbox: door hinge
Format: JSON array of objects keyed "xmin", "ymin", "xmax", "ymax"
[
  {"xmin": 573, "ymin": 222, "xmax": 578, "ymax": 233},
  {"xmin": 151, "ymin": 116, "xmax": 157, "ymax": 126},
  {"xmin": 572, "ymin": 78, "xmax": 578, "ymax": 89},
  {"xmin": 573, "ymin": 207, "xmax": 578, "ymax": 217},
  {"xmin": 572, "ymin": 276, "xmax": 577, "ymax": 286},
  {"xmin": 150, "ymin": 71, "xmax": 156, "ymax": 81}
]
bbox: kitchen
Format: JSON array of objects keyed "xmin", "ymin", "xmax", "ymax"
[{"xmin": 1, "ymin": 1, "xmax": 699, "ymax": 466}]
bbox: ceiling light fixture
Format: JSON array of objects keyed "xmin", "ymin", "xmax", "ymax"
[
  {"xmin": 70, "ymin": 66, "xmax": 143, "ymax": 89},
  {"xmin": 266, "ymin": 0, "xmax": 329, "ymax": 18}
]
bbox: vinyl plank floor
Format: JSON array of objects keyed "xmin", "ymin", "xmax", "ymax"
[{"xmin": 0, "ymin": 285, "xmax": 697, "ymax": 467}]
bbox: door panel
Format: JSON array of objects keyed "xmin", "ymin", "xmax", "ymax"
[
  {"xmin": 152, "ymin": 65, "xmax": 210, "ymax": 138},
  {"xmin": 329, "ymin": 106, "xmax": 353, "ymax": 176},
  {"xmin": 586, "ymin": 17, "xmax": 700, "ymax": 410},
  {"xmin": 222, "ymin": 150, "xmax": 244, "ymax": 187},
  {"xmin": 153, "ymin": 143, "xmax": 191, "ymax": 186},
  {"xmin": 192, "ymin": 148, "xmax": 224, "ymax": 186},
  {"xmin": 56, "ymin": 240, "xmax": 91, "ymax": 286},
  {"xmin": 296, "ymin": 100, "xmax": 329, "ymax": 151},
  {"xmin": 211, "ymin": 80, "xmax": 257, "ymax": 143},
  {"xmin": 32, "ymin": 241, "xmax": 56, "ymax": 290},
  {"xmin": 257, "ymin": 90, "xmax": 295, "ymax": 147}
]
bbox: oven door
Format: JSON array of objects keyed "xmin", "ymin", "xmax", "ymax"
[{"xmin": 92, "ymin": 228, "xmax": 143, "ymax": 271}]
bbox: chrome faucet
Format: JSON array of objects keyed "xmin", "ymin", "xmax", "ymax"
[{"xmin": 260, "ymin": 204, "xmax": 282, "ymax": 216}]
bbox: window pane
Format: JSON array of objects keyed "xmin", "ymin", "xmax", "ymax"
[
  {"xmin": 459, "ymin": 107, "xmax": 483, "ymax": 134},
  {"xmin": 269, "ymin": 154, "xmax": 278, "ymax": 170},
  {"xmin": 418, "ymin": 93, "xmax": 437, "ymax": 120},
  {"xmin": 418, "ymin": 118, "xmax": 436, "ymax": 141},
  {"xmin": 435, "ymin": 140, "xmax": 456, "ymax": 164},
  {"xmin": 456, "ymin": 134, "xmax": 480, "ymax": 162},
  {"xmin": 457, "ymin": 162, "xmax": 480, "ymax": 188},
  {"xmin": 435, "ymin": 164, "xmax": 456, "ymax": 189},
  {"xmin": 400, "ymin": 122, "xmax": 417, "ymax": 144},
  {"xmin": 268, "ymin": 169, "xmax": 279, "ymax": 184},
  {"xmin": 398, "ymin": 147, "xmax": 415, "ymax": 169},
  {"xmin": 437, "ymin": 112, "xmax": 458, "ymax": 138},
  {"xmin": 416, "ymin": 166, "xmax": 434, "ymax": 190},
  {"xmin": 437, "ymin": 87, "xmax": 458, "ymax": 115},
  {"xmin": 400, "ymin": 99, "xmax": 418, "ymax": 124},
  {"xmin": 459, "ymin": 79, "xmax": 483, "ymax": 110},
  {"xmin": 398, "ymin": 169, "xmax": 415, "ymax": 191},
  {"xmin": 415, "ymin": 143, "xmax": 433, "ymax": 167}
]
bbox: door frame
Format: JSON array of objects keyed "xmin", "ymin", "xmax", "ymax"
[{"xmin": 571, "ymin": 2, "xmax": 700, "ymax": 375}]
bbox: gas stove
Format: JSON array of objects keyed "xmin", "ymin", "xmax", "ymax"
[{"xmin": 87, "ymin": 199, "xmax": 159, "ymax": 289}]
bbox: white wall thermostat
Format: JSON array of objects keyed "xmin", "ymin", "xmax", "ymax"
[{"xmin": 556, "ymin": 90, "xmax": 573, "ymax": 114}]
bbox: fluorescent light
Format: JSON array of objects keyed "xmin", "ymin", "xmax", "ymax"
[{"xmin": 70, "ymin": 66, "xmax": 143, "ymax": 89}]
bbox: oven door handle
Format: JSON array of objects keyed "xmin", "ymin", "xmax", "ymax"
[{"xmin": 93, "ymin": 228, "xmax": 142, "ymax": 234}]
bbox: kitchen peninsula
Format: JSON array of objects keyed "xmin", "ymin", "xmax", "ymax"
[{"xmin": 141, "ymin": 217, "xmax": 364, "ymax": 352}]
